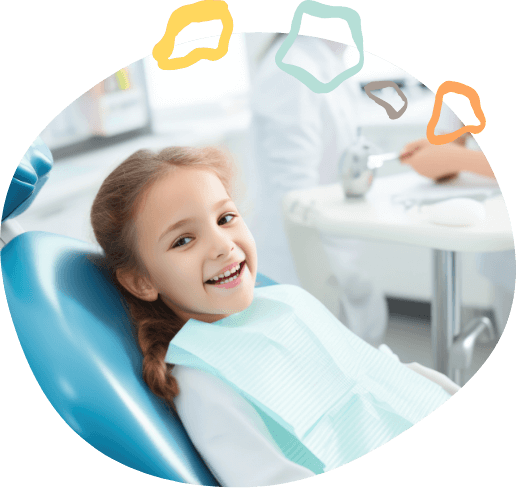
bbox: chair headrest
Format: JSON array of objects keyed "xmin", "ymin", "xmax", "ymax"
[{"xmin": 2, "ymin": 136, "xmax": 53, "ymax": 222}]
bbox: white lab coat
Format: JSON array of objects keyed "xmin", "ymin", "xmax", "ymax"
[
  {"xmin": 173, "ymin": 347, "xmax": 459, "ymax": 487},
  {"xmin": 247, "ymin": 35, "xmax": 388, "ymax": 346},
  {"xmin": 438, "ymin": 110, "xmax": 515, "ymax": 335}
]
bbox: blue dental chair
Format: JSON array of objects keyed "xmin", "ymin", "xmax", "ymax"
[{"xmin": 0, "ymin": 138, "xmax": 277, "ymax": 484}]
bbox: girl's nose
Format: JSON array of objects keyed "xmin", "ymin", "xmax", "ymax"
[{"xmin": 208, "ymin": 227, "xmax": 234, "ymax": 260}]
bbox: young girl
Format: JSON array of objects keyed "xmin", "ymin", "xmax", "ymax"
[{"xmin": 90, "ymin": 145, "xmax": 460, "ymax": 487}]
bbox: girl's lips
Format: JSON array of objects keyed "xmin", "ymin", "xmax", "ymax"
[
  {"xmin": 205, "ymin": 260, "xmax": 246, "ymax": 286},
  {"xmin": 208, "ymin": 261, "xmax": 246, "ymax": 289},
  {"xmin": 214, "ymin": 261, "xmax": 241, "ymax": 278},
  {"xmin": 215, "ymin": 262, "xmax": 246, "ymax": 290}
]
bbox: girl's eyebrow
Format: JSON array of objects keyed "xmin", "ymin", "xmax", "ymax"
[{"xmin": 158, "ymin": 198, "xmax": 233, "ymax": 242}]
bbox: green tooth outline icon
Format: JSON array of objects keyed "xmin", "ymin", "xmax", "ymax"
[{"xmin": 275, "ymin": 1, "xmax": 365, "ymax": 94}]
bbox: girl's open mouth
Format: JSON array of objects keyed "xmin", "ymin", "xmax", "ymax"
[{"xmin": 205, "ymin": 261, "xmax": 246, "ymax": 288}]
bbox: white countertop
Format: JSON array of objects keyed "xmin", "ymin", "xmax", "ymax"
[{"xmin": 283, "ymin": 172, "xmax": 514, "ymax": 253}]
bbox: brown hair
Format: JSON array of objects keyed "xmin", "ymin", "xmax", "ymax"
[{"xmin": 90, "ymin": 146, "xmax": 235, "ymax": 408}]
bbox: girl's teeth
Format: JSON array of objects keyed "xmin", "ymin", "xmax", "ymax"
[
  {"xmin": 209, "ymin": 263, "xmax": 244, "ymax": 284},
  {"xmin": 212, "ymin": 264, "xmax": 241, "ymax": 283},
  {"xmin": 213, "ymin": 275, "xmax": 239, "ymax": 285}
]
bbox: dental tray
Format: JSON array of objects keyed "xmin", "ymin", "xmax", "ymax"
[{"xmin": 391, "ymin": 172, "xmax": 501, "ymax": 209}]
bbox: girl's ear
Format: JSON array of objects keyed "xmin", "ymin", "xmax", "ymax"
[{"xmin": 116, "ymin": 267, "xmax": 159, "ymax": 302}]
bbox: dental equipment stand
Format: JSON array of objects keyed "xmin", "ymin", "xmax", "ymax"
[
  {"xmin": 433, "ymin": 250, "xmax": 495, "ymax": 385},
  {"xmin": 283, "ymin": 172, "xmax": 512, "ymax": 386}
]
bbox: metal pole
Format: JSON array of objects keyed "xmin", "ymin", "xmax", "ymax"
[{"xmin": 432, "ymin": 249, "xmax": 461, "ymax": 380}]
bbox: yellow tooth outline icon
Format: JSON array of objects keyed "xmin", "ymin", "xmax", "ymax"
[{"xmin": 152, "ymin": 0, "xmax": 233, "ymax": 70}]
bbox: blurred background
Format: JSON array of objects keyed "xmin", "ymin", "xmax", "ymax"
[{"xmin": 13, "ymin": 33, "xmax": 501, "ymax": 382}]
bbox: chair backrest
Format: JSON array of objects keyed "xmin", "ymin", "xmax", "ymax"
[{"xmin": 1, "ymin": 138, "xmax": 278, "ymax": 483}]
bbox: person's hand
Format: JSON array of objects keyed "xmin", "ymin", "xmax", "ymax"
[
  {"xmin": 400, "ymin": 138, "xmax": 464, "ymax": 181},
  {"xmin": 400, "ymin": 138, "xmax": 433, "ymax": 160}
]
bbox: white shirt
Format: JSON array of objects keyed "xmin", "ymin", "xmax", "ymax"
[
  {"xmin": 248, "ymin": 36, "xmax": 361, "ymax": 287},
  {"xmin": 173, "ymin": 347, "xmax": 459, "ymax": 486},
  {"xmin": 246, "ymin": 36, "xmax": 389, "ymax": 345}
]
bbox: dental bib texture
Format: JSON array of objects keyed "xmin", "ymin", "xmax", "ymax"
[{"xmin": 166, "ymin": 285, "xmax": 451, "ymax": 472}]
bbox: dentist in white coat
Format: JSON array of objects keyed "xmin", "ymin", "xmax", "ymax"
[{"xmin": 246, "ymin": 34, "xmax": 388, "ymax": 346}]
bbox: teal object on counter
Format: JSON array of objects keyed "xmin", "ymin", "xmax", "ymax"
[{"xmin": 167, "ymin": 284, "xmax": 451, "ymax": 472}]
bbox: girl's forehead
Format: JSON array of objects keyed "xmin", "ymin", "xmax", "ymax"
[
  {"xmin": 141, "ymin": 167, "xmax": 230, "ymax": 217},
  {"xmin": 173, "ymin": 166, "xmax": 211, "ymax": 179},
  {"xmin": 169, "ymin": 167, "xmax": 226, "ymax": 199}
]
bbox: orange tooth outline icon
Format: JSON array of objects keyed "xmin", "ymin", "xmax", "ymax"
[
  {"xmin": 427, "ymin": 81, "xmax": 486, "ymax": 145},
  {"xmin": 152, "ymin": 0, "xmax": 233, "ymax": 70}
]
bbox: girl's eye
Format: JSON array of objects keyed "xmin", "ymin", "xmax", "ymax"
[
  {"xmin": 172, "ymin": 237, "xmax": 191, "ymax": 249},
  {"xmin": 219, "ymin": 214, "xmax": 235, "ymax": 224},
  {"xmin": 172, "ymin": 214, "xmax": 235, "ymax": 249}
]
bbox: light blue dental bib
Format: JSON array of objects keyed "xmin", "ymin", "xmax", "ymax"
[{"xmin": 166, "ymin": 285, "xmax": 451, "ymax": 473}]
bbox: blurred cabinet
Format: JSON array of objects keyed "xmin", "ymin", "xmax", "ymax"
[
  {"xmin": 40, "ymin": 60, "xmax": 151, "ymax": 152},
  {"xmin": 88, "ymin": 87, "xmax": 148, "ymax": 137}
]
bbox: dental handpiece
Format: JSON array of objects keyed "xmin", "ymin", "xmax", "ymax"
[{"xmin": 366, "ymin": 152, "xmax": 399, "ymax": 169}]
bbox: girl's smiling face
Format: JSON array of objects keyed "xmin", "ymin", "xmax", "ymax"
[{"xmin": 124, "ymin": 166, "xmax": 257, "ymax": 324}]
